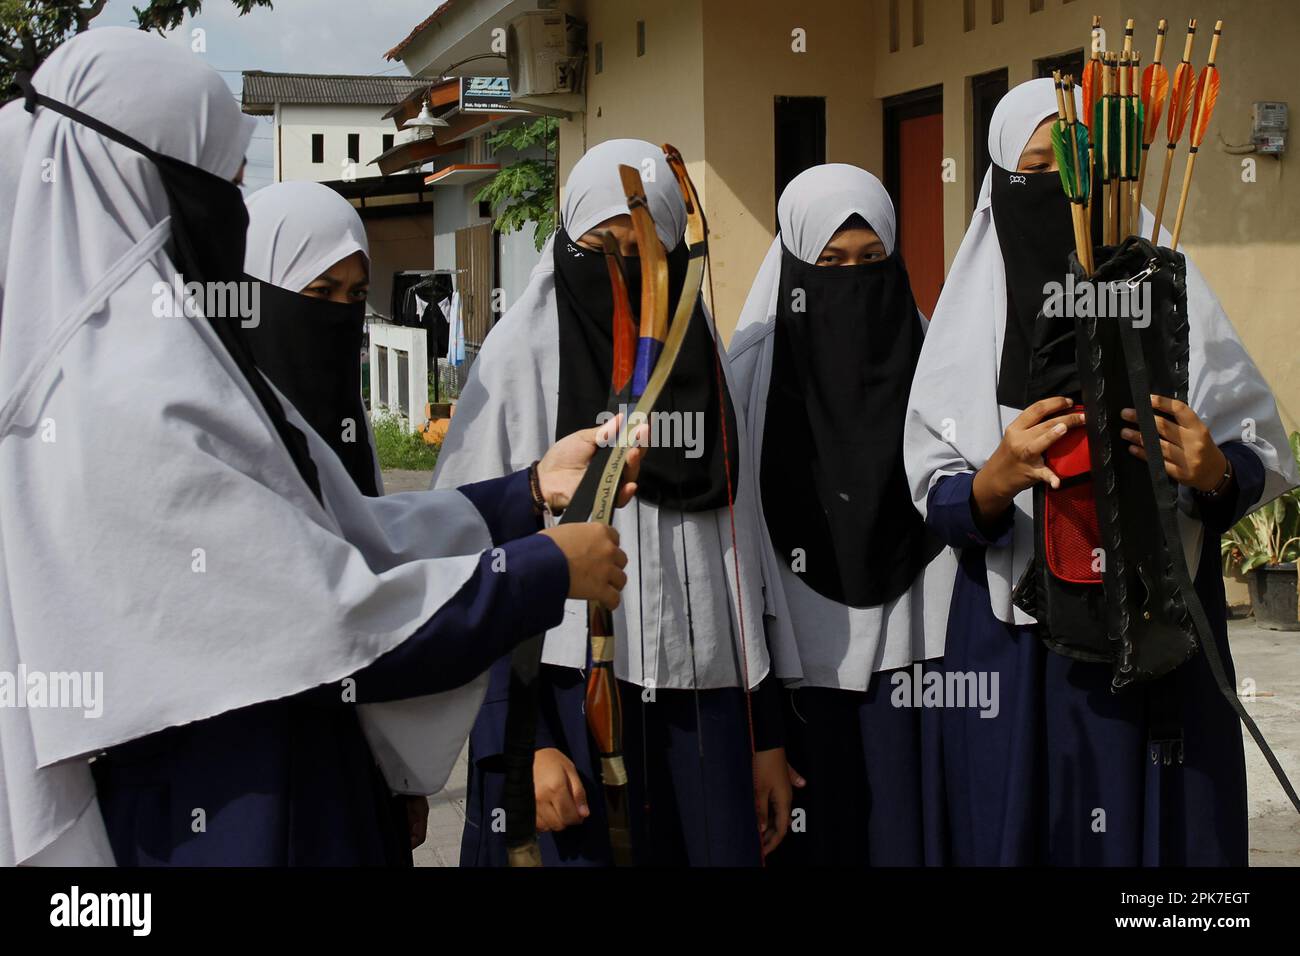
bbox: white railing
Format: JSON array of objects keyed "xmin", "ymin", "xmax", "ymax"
[{"xmin": 368, "ymin": 320, "xmax": 429, "ymax": 434}]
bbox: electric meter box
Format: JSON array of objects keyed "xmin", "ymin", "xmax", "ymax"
[{"xmin": 1252, "ymin": 101, "xmax": 1288, "ymax": 155}]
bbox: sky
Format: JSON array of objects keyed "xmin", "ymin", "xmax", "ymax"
[{"xmin": 94, "ymin": 0, "xmax": 439, "ymax": 191}]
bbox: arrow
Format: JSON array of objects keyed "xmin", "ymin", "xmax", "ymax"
[
  {"xmin": 1151, "ymin": 19, "xmax": 1199, "ymax": 242},
  {"xmin": 1171, "ymin": 20, "xmax": 1223, "ymax": 250},
  {"xmin": 1136, "ymin": 18, "xmax": 1170, "ymax": 214}
]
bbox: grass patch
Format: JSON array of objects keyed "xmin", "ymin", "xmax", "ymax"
[{"xmin": 372, "ymin": 411, "xmax": 440, "ymax": 472}]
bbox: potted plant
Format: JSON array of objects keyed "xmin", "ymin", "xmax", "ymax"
[{"xmin": 1221, "ymin": 432, "xmax": 1300, "ymax": 630}]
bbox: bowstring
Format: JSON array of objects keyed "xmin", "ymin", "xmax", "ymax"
[
  {"xmin": 666, "ymin": 367, "xmax": 713, "ymax": 865},
  {"xmin": 635, "ymin": 495, "xmax": 653, "ymax": 857},
  {"xmin": 704, "ymin": 254, "xmax": 762, "ymax": 865}
]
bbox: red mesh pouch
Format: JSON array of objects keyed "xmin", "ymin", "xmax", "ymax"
[{"xmin": 1042, "ymin": 407, "xmax": 1102, "ymax": 584}]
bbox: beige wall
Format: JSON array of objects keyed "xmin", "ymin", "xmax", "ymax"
[
  {"xmin": 560, "ymin": 0, "xmax": 706, "ymax": 207},
  {"xmin": 872, "ymin": 0, "xmax": 1299, "ymax": 433},
  {"xmin": 701, "ymin": 0, "xmax": 879, "ymax": 336},
  {"xmin": 555, "ymin": 0, "xmax": 1298, "ymax": 432},
  {"xmin": 562, "ymin": 0, "xmax": 879, "ymax": 337}
]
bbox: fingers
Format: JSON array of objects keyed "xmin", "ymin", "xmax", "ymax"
[
  {"xmin": 622, "ymin": 439, "xmax": 646, "ymax": 484},
  {"xmin": 564, "ymin": 763, "xmax": 590, "ymax": 822},
  {"xmin": 1121, "ymin": 408, "xmax": 1183, "ymax": 447},
  {"xmin": 1121, "ymin": 426, "xmax": 1187, "ymax": 468},
  {"xmin": 614, "ymin": 481, "xmax": 639, "ymax": 508},
  {"xmin": 1030, "ymin": 465, "xmax": 1062, "ymax": 490},
  {"xmin": 1149, "ymin": 393, "xmax": 1198, "ymax": 427},
  {"xmin": 593, "ymin": 413, "xmax": 624, "ymax": 448},
  {"xmin": 1021, "ymin": 416, "xmax": 1078, "ymax": 460},
  {"xmin": 788, "ymin": 765, "xmax": 807, "ymax": 788},
  {"xmin": 1015, "ymin": 396, "xmax": 1073, "ymax": 429},
  {"xmin": 1127, "ymin": 441, "xmax": 1188, "ymax": 481}
]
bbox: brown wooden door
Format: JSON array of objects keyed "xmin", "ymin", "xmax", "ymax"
[
  {"xmin": 454, "ymin": 222, "xmax": 494, "ymax": 353},
  {"xmin": 885, "ymin": 87, "xmax": 944, "ymax": 319}
]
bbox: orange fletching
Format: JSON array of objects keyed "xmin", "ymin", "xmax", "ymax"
[
  {"xmin": 1141, "ymin": 63, "xmax": 1168, "ymax": 144},
  {"xmin": 1081, "ymin": 60, "xmax": 1102, "ymax": 129},
  {"xmin": 1166, "ymin": 62, "xmax": 1196, "ymax": 143},
  {"xmin": 1189, "ymin": 67, "xmax": 1220, "ymax": 148}
]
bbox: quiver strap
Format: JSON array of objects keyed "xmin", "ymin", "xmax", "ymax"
[{"xmin": 1077, "ymin": 237, "xmax": 1198, "ymax": 689}]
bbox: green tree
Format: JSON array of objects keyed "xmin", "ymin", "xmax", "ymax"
[
  {"xmin": 2, "ymin": 0, "xmax": 272, "ymax": 98},
  {"xmin": 475, "ymin": 116, "xmax": 558, "ymax": 252}
]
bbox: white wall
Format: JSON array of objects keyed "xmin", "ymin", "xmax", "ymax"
[
  {"xmin": 498, "ymin": 226, "xmax": 542, "ymax": 316},
  {"xmin": 277, "ymin": 103, "xmax": 398, "ymax": 183}
]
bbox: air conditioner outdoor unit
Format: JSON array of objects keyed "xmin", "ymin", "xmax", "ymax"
[{"xmin": 507, "ymin": 11, "xmax": 585, "ymax": 98}]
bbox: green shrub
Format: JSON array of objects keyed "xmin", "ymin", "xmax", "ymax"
[
  {"xmin": 1222, "ymin": 431, "xmax": 1300, "ymax": 573},
  {"xmin": 371, "ymin": 412, "xmax": 439, "ymax": 472}
]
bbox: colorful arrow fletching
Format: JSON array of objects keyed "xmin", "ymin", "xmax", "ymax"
[
  {"xmin": 1081, "ymin": 61, "xmax": 1102, "ymax": 131},
  {"xmin": 1101, "ymin": 97, "xmax": 1121, "ymax": 181},
  {"xmin": 1167, "ymin": 61, "xmax": 1196, "ymax": 142},
  {"xmin": 1073, "ymin": 122, "xmax": 1091, "ymax": 204},
  {"xmin": 1141, "ymin": 62, "xmax": 1169, "ymax": 143},
  {"xmin": 1128, "ymin": 100, "xmax": 1144, "ymax": 173},
  {"xmin": 1190, "ymin": 67, "xmax": 1220, "ymax": 148},
  {"xmin": 1051, "ymin": 121, "xmax": 1078, "ymax": 198}
]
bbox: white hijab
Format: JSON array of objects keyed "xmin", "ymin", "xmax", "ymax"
[
  {"xmin": 244, "ymin": 179, "xmax": 489, "ymax": 799},
  {"xmin": 432, "ymin": 139, "xmax": 769, "ymax": 690},
  {"xmin": 903, "ymin": 78, "xmax": 1298, "ymax": 626},
  {"xmin": 245, "ymin": 181, "xmax": 370, "ymax": 291},
  {"xmin": 0, "ymin": 28, "xmax": 489, "ymax": 865},
  {"xmin": 727, "ymin": 164, "xmax": 956, "ymax": 687}
]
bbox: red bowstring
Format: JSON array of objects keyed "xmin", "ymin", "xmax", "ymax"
[{"xmin": 704, "ymin": 263, "xmax": 763, "ymax": 866}]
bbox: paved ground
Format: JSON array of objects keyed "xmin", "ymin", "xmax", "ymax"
[
  {"xmin": 383, "ymin": 469, "xmax": 1300, "ymax": 866},
  {"xmin": 382, "ymin": 468, "xmax": 437, "ymax": 494}
]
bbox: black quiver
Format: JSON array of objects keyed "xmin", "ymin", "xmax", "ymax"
[
  {"xmin": 1014, "ymin": 237, "xmax": 1196, "ymax": 688},
  {"xmin": 1013, "ymin": 238, "xmax": 1300, "ymax": 810}
]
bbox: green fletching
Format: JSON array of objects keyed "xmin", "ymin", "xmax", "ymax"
[
  {"xmin": 1129, "ymin": 101, "xmax": 1144, "ymax": 172},
  {"xmin": 1073, "ymin": 122, "xmax": 1091, "ymax": 203},
  {"xmin": 1106, "ymin": 99, "xmax": 1121, "ymax": 180},
  {"xmin": 1051, "ymin": 121, "xmax": 1078, "ymax": 198},
  {"xmin": 1093, "ymin": 100, "xmax": 1107, "ymax": 178}
]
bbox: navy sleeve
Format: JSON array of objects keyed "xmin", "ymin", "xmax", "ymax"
[
  {"xmin": 751, "ymin": 673, "xmax": 785, "ymax": 752},
  {"xmin": 309, "ymin": 531, "xmax": 569, "ymax": 705},
  {"xmin": 1195, "ymin": 441, "xmax": 1267, "ymax": 536},
  {"xmin": 925, "ymin": 471, "xmax": 1016, "ymax": 550},
  {"xmin": 457, "ymin": 468, "xmax": 542, "ymax": 545}
]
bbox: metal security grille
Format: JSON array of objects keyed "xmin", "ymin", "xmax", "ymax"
[
  {"xmin": 397, "ymin": 351, "xmax": 410, "ymax": 416},
  {"xmin": 454, "ymin": 221, "xmax": 494, "ymax": 352}
]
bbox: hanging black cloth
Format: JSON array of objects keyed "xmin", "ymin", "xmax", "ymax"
[
  {"xmin": 990, "ymin": 163, "xmax": 1101, "ymax": 409},
  {"xmin": 241, "ymin": 283, "xmax": 379, "ymax": 496},
  {"xmin": 15, "ymin": 76, "xmax": 323, "ymax": 502},
  {"xmin": 553, "ymin": 227, "xmax": 739, "ymax": 512},
  {"xmin": 759, "ymin": 234, "xmax": 938, "ymax": 608}
]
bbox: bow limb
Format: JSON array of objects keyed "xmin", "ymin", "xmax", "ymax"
[
  {"xmin": 500, "ymin": 234, "xmax": 640, "ymax": 869},
  {"xmin": 568, "ymin": 165, "xmax": 673, "ymax": 866}
]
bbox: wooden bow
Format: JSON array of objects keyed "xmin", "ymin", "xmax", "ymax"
[{"xmin": 502, "ymin": 147, "xmax": 725, "ymax": 867}]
